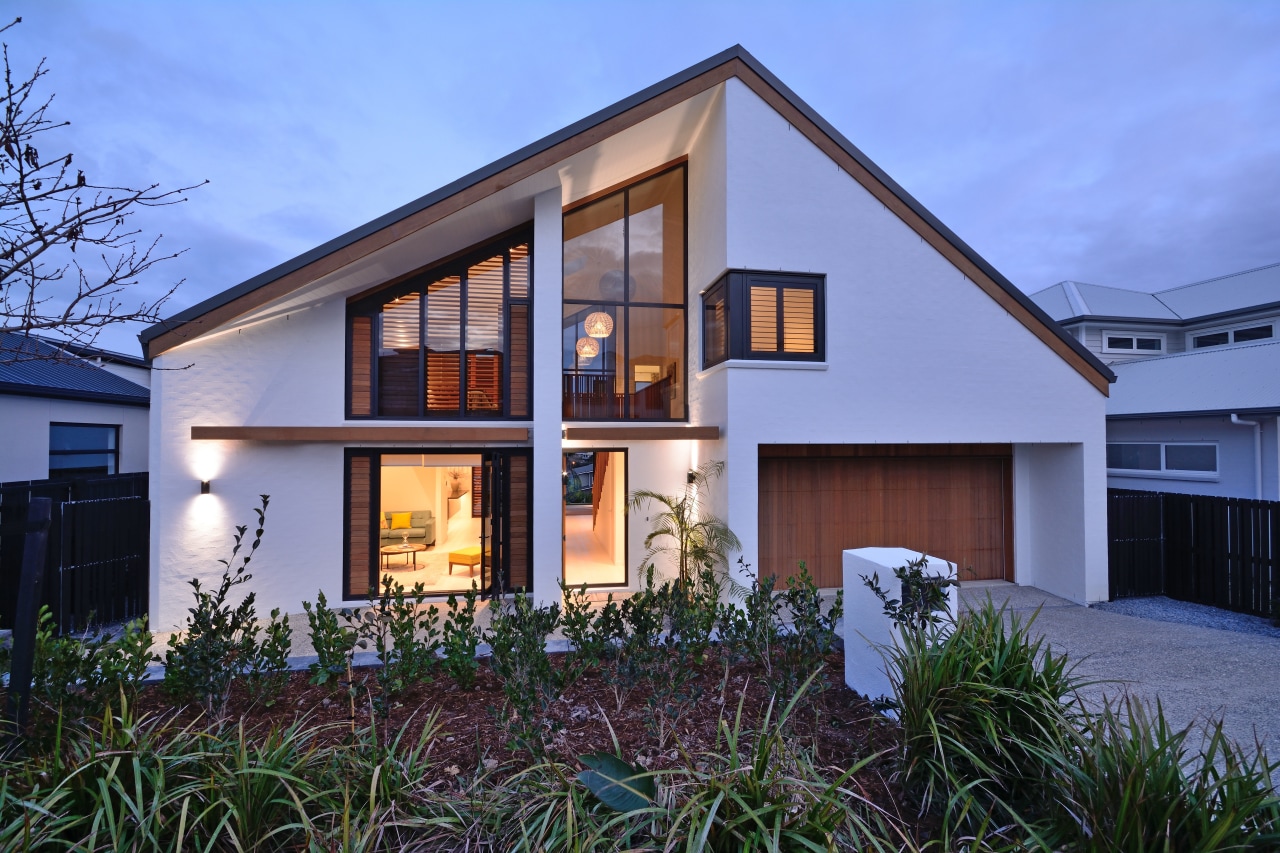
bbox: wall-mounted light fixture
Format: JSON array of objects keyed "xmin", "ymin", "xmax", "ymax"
[
  {"xmin": 687, "ymin": 470, "xmax": 697, "ymax": 484},
  {"xmin": 200, "ymin": 480, "xmax": 211, "ymax": 495}
]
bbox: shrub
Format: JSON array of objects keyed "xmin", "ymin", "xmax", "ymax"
[
  {"xmin": 774, "ymin": 561, "xmax": 843, "ymax": 695},
  {"xmin": 717, "ymin": 556, "xmax": 784, "ymax": 672},
  {"xmin": 1053, "ymin": 695, "xmax": 1280, "ymax": 851},
  {"xmin": 560, "ymin": 580, "xmax": 612, "ymax": 683},
  {"xmin": 348, "ymin": 574, "xmax": 440, "ymax": 710},
  {"xmin": 887, "ymin": 600, "xmax": 1086, "ymax": 835},
  {"xmin": 164, "ymin": 495, "xmax": 278, "ymax": 717},
  {"xmin": 486, "ymin": 590, "xmax": 562, "ymax": 754},
  {"xmin": 860, "ymin": 552, "xmax": 956, "ymax": 631},
  {"xmin": 442, "ymin": 583, "xmax": 482, "ymax": 690},
  {"xmin": 302, "ymin": 589, "xmax": 356, "ymax": 690},
  {"xmin": 244, "ymin": 606, "xmax": 292, "ymax": 707}
]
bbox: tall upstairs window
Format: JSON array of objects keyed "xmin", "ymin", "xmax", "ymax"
[
  {"xmin": 347, "ymin": 230, "xmax": 531, "ymax": 419},
  {"xmin": 562, "ymin": 164, "xmax": 686, "ymax": 420}
]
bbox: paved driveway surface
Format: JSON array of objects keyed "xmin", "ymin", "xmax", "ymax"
[{"xmin": 960, "ymin": 581, "xmax": 1280, "ymax": 785}]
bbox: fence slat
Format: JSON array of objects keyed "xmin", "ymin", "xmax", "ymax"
[{"xmin": 1108, "ymin": 488, "xmax": 1278, "ymax": 619}]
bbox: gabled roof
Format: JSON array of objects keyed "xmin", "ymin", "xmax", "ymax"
[
  {"xmin": 1107, "ymin": 339, "xmax": 1280, "ymax": 418},
  {"xmin": 0, "ymin": 332, "xmax": 150, "ymax": 406},
  {"xmin": 1032, "ymin": 261, "xmax": 1280, "ymax": 325},
  {"xmin": 140, "ymin": 45, "xmax": 1113, "ymax": 393}
]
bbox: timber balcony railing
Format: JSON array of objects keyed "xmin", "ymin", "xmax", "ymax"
[{"xmin": 562, "ymin": 372, "xmax": 674, "ymax": 420}]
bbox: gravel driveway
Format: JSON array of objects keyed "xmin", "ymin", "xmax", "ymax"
[{"xmin": 960, "ymin": 581, "xmax": 1280, "ymax": 787}]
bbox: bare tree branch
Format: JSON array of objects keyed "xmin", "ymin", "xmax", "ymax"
[{"xmin": 0, "ymin": 17, "xmax": 206, "ymax": 358}]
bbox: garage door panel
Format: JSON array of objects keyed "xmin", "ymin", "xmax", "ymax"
[{"xmin": 759, "ymin": 449, "xmax": 1011, "ymax": 588}]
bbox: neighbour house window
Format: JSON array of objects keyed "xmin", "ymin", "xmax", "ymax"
[
  {"xmin": 346, "ymin": 230, "xmax": 531, "ymax": 419},
  {"xmin": 1102, "ymin": 330, "xmax": 1164, "ymax": 354},
  {"xmin": 1192, "ymin": 322, "xmax": 1274, "ymax": 349},
  {"xmin": 701, "ymin": 270, "xmax": 826, "ymax": 369},
  {"xmin": 562, "ymin": 164, "xmax": 686, "ymax": 420},
  {"xmin": 49, "ymin": 423, "xmax": 119, "ymax": 478},
  {"xmin": 1106, "ymin": 442, "xmax": 1218, "ymax": 477}
]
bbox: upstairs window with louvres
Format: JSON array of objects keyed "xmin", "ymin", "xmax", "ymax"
[
  {"xmin": 346, "ymin": 230, "xmax": 531, "ymax": 419},
  {"xmin": 701, "ymin": 271, "xmax": 825, "ymax": 368}
]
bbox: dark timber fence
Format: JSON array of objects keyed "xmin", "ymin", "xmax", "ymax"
[
  {"xmin": 0, "ymin": 472, "xmax": 149, "ymax": 632},
  {"xmin": 1108, "ymin": 488, "xmax": 1278, "ymax": 619}
]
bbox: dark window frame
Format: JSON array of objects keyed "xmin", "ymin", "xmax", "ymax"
[
  {"xmin": 1106, "ymin": 441, "xmax": 1219, "ymax": 477},
  {"xmin": 701, "ymin": 270, "xmax": 827, "ymax": 368},
  {"xmin": 342, "ymin": 446, "xmax": 534, "ymax": 601},
  {"xmin": 345, "ymin": 226, "xmax": 533, "ymax": 420},
  {"xmin": 562, "ymin": 163, "xmax": 689, "ymax": 422},
  {"xmin": 48, "ymin": 422, "xmax": 120, "ymax": 478}
]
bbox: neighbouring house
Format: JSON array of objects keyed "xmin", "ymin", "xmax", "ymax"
[
  {"xmin": 141, "ymin": 46, "xmax": 1114, "ymax": 631},
  {"xmin": 0, "ymin": 332, "xmax": 150, "ymax": 483},
  {"xmin": 1031, "ymin": 262, "xmax": 1280, "ymax": 500}
]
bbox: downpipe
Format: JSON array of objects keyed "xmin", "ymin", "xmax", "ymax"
[{"xmin": 1230, "ymin": 414, "xmax": 1262, "ymax": 499}]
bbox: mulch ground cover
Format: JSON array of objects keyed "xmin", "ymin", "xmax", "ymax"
[{"xmin": 131, "ymin": 650, "xmax": 920, "ymax": 828}]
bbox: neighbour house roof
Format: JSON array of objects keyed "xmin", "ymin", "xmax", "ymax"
[
  {"xmin": 140, "ymin": 45, "xmax": 1113, "ymax": 393},
  {"xmin": 1032, "ymin": 261, "xmax": 1280, "ymax": 325},
  {"xmin": 0, "ymin": 332, "xmax": 151, "ymax": 406},
  {"xmin": 1106, "ymin": 340, "xmax": 1280, "ymax": 418}
]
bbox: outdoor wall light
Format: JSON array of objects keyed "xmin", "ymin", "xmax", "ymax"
[
  {"xmin": 687, "ymin": 470, "xmax": 697, "ymax": 484},
  {"xmin": 200, "ymin": 480, "xmax": 211, "ymax": 495}
]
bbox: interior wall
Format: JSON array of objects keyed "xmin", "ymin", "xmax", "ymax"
[
  {"xmin": 380, "ymin": 466, "xmax": 439, "ymax": 516},
  {"xmin": 592, "ymin": 451, "xmax": 625, "ymax": 563}
]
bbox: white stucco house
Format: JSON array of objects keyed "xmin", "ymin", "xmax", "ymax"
[
  {"xmin": 141, "ymin": 47, "xmax": 1115, "ymax": 631},
  {"xmin": 1031, "ymin": 262, "xmax": 1280, "ymax": 500},
  {"xmin": 0, "ymin": 332, "xmax": 150, "ymax": 483}
]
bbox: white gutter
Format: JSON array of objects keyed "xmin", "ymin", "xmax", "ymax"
[{"xmin": 1230, "ymin": 414, "xmax": 1262, "ymax": 499}]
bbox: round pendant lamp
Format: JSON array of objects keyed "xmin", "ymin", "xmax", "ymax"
[
  {"xmin": 575, "ymin": 336, "xmax": 600, "ymax": 359},
  {"xmin": 584, "ymin": 311, "xmax": 614, "ymax": 338}
]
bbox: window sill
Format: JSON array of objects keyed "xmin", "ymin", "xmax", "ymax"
[
  {"xmin": 697, "ymin": 360, "xmax": 829, "ymax": 379},
  {"xmin": 1107, "ymin": 469, "xmax": 1219, "ymax": 482}
]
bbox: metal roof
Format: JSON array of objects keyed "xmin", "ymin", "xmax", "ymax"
[
  {"xmin": 0, "ymin": 332, "xmax": 150, "ymax": 406},
  {"xmin": 1107, "ymin": 339, "xmax": 1280, "ymax": 418},
  {"xmin": 1033, "ymin": 261, "xmax": 1280, "ymax": 325},
  {"xmin": 137, "ymin": 45, "xmax": 1112, "ymax": 388}
]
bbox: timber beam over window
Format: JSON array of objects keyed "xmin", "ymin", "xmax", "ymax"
[
  {"xmin": 191, "ymin": 426, "xmax": 530, "ymax": 442},
  {"xmin": 563, "ymin": 426, "xmax": 718, "ymax": 441}
]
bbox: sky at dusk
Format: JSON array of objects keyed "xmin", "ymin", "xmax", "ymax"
[{"xmin": 10, "ymin": 0, "xmax": 1280, "ymax": 355}]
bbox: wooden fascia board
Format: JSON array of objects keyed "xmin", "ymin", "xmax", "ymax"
[
  {"xmin": 564, "ymin": 426, "xmax": 720, "ymax": 441},
  {"xmin": 191, "ymin": 426, "xmax": 530, "ymax": 442},
  {"xmin": 726, "ymin": 65, "xmax": 1111, "ymax": 396}
]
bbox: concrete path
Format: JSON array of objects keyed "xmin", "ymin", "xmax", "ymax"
[{"xmin": 960, "ymin": 581, "xmax": 1280, "ymax": 783}]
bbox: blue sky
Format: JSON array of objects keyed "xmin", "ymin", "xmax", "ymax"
[{"xmin": 12, "ymin": 1, "xmax": 1280, "ymax": 354}]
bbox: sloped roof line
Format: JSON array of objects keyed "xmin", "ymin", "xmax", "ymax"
[
  {"xmin": 0, "ymin": 332, "xmax": 150, "ymax": 405},
  {"xmin": 139, "ymin": 45, "xmax": 1113, "ymax": 391},
  {"xmin": 1154, "ymin": 259, "xmax": 1280, "ymax": 296}
]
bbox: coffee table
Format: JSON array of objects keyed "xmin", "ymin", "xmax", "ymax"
[{"xmin": 380, "ymin": 543, "xmax": 426, "ymax": 570}]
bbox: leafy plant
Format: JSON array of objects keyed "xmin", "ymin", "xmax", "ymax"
[
  {"xmin": 773, "ymin": 561, "xmax": 844, "ymax": 695},
  {"xmin": 887, "ymin": 600, "xmax": 1088, "ymax": 836},
  {"xmin": 1053, "ymin": 695, "xmax": 1280, "ymax": 852},
  {"xmin": 717, "ymin": 556, "xmax": 784, "ymax": 673},
  {"xmin": 560, "ymin": 580, "xmax": 612, "ymax": 683},
  {"xmin": 347, "ymin": 574, "xmax": 440, "ymax": 710},
  {"xmin": 302, "ymin": 589, "xmax": 355, "ymax": 690},
  {"xmin": 487, "ymin": 590, "xmax": 562, "ymax": 755},
  {"xmin": 163, "ymin": 495, "xmax": 273, "ymax": 717},
  {"xmin": 628, "ymin": 459, "xmax": 741, "ymax": 585},
  {"xmin": 442, "ymin": 583, "xmax": 481, "ymax": 690},
  {"xmin": 861, "ymin": 552, "xmax": 957, "ymax": 631},
  {"xmin": 244, "ymin": 606, "xmax": 292, "ymax": 707},
  {"xmin": 577, "ymin": 752, "xmax": 655, "ymax": 813}
]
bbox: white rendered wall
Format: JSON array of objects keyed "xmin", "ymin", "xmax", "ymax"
[
  {"xmin": 0, "ymin": 395, "xmax": 149, "ymax": 482},
  {"xmin": 531, "ymin": 186, "xmax": 564, "ymax": 608},
  {"xmin": 714, "ymin": 78, "xmax": 1109, "ymax": 602}
]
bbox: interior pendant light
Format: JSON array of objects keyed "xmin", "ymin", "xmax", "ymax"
[
  {"xmin": 575, "ymin": 336, "xmax": 600, "ymax": 359},
  {"xmin": 584, "ymin": 311, "xmax": 614, "ymax": 338}
]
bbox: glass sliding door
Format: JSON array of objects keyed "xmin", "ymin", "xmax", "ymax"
[
  {"xmin": 562, "ymin": 450, "xmax": 627, "ymax": 587},
  {"xmin": 343, "ymin": 448, "xmax": 532, "ymax": 600}
]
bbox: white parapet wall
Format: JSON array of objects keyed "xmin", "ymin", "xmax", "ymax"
[{"xmin": 843, "ymin": 547, "xmax": 959, "ymax": 712}]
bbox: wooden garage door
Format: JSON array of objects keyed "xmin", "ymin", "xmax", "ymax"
[{"xmin": 758, "ymin": 445, "xmax": 1012, "ymax": 588}]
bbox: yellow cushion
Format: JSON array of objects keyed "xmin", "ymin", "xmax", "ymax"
[{"xmin": 389, "ymin": 512, "xmax": 412, "ymax": 530}]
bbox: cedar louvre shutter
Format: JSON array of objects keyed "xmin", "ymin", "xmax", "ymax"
[
  {"xmin": 345, "ymin": 453, "xmax": 375, "ymax": 600},
  {"xmin": 350, "ymin": 316, "xmax": 373, "ymax": 416},
  {"xmin": 506, "ymin": 453, "xmax": 530, "ymax": 589},
  {"xmin": 508, "ymin": 303, "xmax": 530, "ymax": 417},
  {"xmin": 781, "ymin": 287, "xmax": 815, "ymax": 353},
  {"xmin": 749, "ymin": 287, "xmax": 778, "ymax": 352}
]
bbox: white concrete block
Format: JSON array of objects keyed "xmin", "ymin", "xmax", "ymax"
[{"xmin": 843, "ymin": 547, "xmax": 957, "ymax": 714}]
